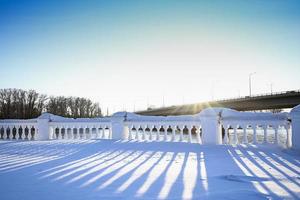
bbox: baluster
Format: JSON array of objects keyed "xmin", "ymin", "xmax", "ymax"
[
  {"xmin": 21, "ymin": 127, "xmax": 25, "ymax": 140},
  {"xmin": 15, "ymin": 127, "xmax": 19, "ymax": 140},
  {"xmin": 243, "ymin": 126, "xmax": 248, "ymax": 144},
  {"xmin": 103, "ymin": 126, "xmax": 107, "ymax": 139},
  {"xmin": 89, "ymin": 128, "xmax": 93, "ymax": 139},
  {"xmin": 135, "ymin": 126, "xmax": 139, "ymax": 140},
  {"xmin": 149, "ymin": 125, "xmax": 154, "ymax": 141},
  {"xmin": 286, "ymin": 124, "xmax": 292, "ymax": 148},
  {"xmin": 77, "ymin": 127, "xmax": 81, "ymax": 139},
  {"xmin": 253, "ymin": 126, "xmax": 257, "ymax": 144},
  {"xmin": 96, "ymin": 127, "xmax": 101, "ymax": 139},
  {"xmin": 71, "ymin": 127, "xmax": 75, "ymax": 139},
  {"xmin": 99, "ymin": 127, "xmax": 103, "ymax": 139},
  {"xmin": 233, "ymin": 127, "xmax": 238, "ymax": 144},
  {"xmin": 86, "ymin": 127, "xmax": 90, "ymax": 139},
  {"xmin": 164, "ymin": 125, "xmax": 168, "ymax": 141},
  {"xmin": 148, "ymin": 125, "xmax": 152, "ymax": 141},
  {"xmin": 224, "ymin": 127, "xmax": 229, "ymax": 144},
  {"xmin": 83, "ymin": 127, "xmax": 87, "ymax": 139},
  {"xmin": 6, "ymin": 127, "xmax": 10, "ymax": 139},
  {"xmin": 172, "ymin": 126, "xmax": 176, "ymax": 141},
  {"xmin": 180, "ymin": 126, "xmax": 184, "ymax": 142},
  {"xmin": 62, "ymin": 127, "xmax": 66, "ymax": 139},
  {"xmin": 128, "ymin": 125, "xmax": 132, "ymax": 140},
  {"xmin": 58, "ymin": 127, "xmax": 62, "ymax": 140},
  {"xmin": 188, "ymin": 125, "xmax": 192, "ymax": 143},
  {"xmin": 28, "ymin": 127, "xmax": 33, "ymax": 140},
  {"xmin": 32, "ymin": 127, "xmax": 36, "ymax": 140},
  {"xmin": 274, "ymin": 126, "xmax": 279, "ymax": 145},
  {"xmin": 77, "ymin": 127, "xmax": 80, "ymax": 139},
  {"xmin": 0, "ymin": 126, "xmax": 3, "ymax": 139},
  {"xmin": 142, "ymin": 125, "xmax": 146, "ymax": 140},
  {"xmin": 198, "ymin": 127, "xmax": 203, "ymax": 144},
  {"xmin": 108, "ymin": 126, "xmax": 112, "ymax": 139},
  {"xmin": 156, "ymin": 126, "xmax": 160, "ymax": 141},
  {"xmin": 69, "ymin": 127, "xmax": 73, "ymax": 139},
  {"xmin": 263, "ymin": 126, "xmax": 268, "ymax": 143}
]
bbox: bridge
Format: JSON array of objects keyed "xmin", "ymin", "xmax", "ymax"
[{"xmin": 136, "ymin": 90, "xmax": 300, "ymax": 116}]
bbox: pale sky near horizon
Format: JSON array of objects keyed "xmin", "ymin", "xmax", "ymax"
[{"xmin": 1, "ymin": 0, "xmax": 300, "ymax": 113}]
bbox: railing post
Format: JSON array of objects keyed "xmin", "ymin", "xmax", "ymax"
[
  {"xmin": 36, "ymin": 113, "xmax": 51, "ymax": 140},
  {"xmin": 291, "ymin": 105, "xmax": 300, "ymax": 150},
  {"xmin": 286, "ymin": 124, "xmax": 292, "ymax": 148},
  {"xmin": 111, "ymin": 112, "xmax": 128, "ymax": 140},
  {"xmin": 199, "ymin": 108, "xmax": 222, "ymax": 145}
]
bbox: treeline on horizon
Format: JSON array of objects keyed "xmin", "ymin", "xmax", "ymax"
[{"xmin": 0, "ymin": 88, "xmax": 102, "ymax": 119}]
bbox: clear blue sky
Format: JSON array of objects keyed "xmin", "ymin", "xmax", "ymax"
[{"xmin": 1, "ymin": 0, "xmax": 300, "ymax": 113}]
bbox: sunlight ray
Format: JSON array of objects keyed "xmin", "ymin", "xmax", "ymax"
[
  {"xmin": 182, "ymin": 152, "xmax": 198, "ymax": 199},
  {"xmin": 199, "ymin": 152, "xmax": 208, "ymax": 192}
]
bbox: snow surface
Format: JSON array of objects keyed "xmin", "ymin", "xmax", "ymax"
[{"xmin": 0, "ymin": 140, "xmax": 299, "ymax": 200}]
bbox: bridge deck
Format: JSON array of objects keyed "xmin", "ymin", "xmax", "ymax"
[{"xmin": 137, "ymin": 90, "xmax": 300, "ymax": 116}]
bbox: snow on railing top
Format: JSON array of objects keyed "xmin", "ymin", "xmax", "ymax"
[
  {"xmin": 113, "ymin": 112, "xmax": 201, "ymax": 122},
  {"xmin": 0, "ymin": 119, "xmax": 37, "ymax": 123},
  {"xmin": 219, "ymin": 108, "xmax": 289, "ymax": 121},
  {"xmin": 39, "ymin": 113, "xmax": 111, "ymax": 123}
]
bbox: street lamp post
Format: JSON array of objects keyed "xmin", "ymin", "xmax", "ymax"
[{"xmin": 249, "ymin": 72, "xmax": 256, "ymax": 96}]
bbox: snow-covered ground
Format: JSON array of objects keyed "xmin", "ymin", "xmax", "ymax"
[{"xmin": 0, "ymin": 140, "xmax": 299, "ymax": 200}]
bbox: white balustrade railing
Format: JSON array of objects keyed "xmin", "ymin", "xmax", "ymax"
[
  {"xmin": 0, "ymin": 119, "xmax": 37, "ymax": 140},
  {"xmin": 125, "ymin": 121, "xmax": 202, "ymax": 143},
  {"xmin": 123, "ymin": 112, "xmax": 202, "ymax": 143},
  {"xmin": 221, "ymin": 109, "xmax": 291, "ymax": 147},
  {"xmin": 49, "ymin": 122, "xmax": 112, "ymax": 140},
  {"xmin": 0, "ymin": 106, "xmax": 299, "ymax": 150}
]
